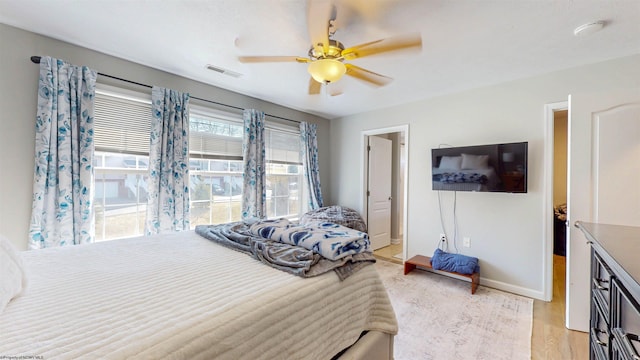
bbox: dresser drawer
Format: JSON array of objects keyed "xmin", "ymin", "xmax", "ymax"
[
  {"xmin": 611, "ymin": 278, "xmax": 640, "ymax": 359},
  {"xmin": 611, "ymin": 328, "xmax": 640, "ymax": 360},
  {"xmin": 592, "ymin": 250, "xmax": 613, "ymax": 317},
  {"xmin": 591, "ymin": 295, "xmax": 611, "ymax": 359},
  {"xmin": 611, "ymin": 335, "xmax": 628, "ymax": 360}
]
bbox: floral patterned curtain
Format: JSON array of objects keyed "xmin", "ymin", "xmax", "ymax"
[
  {"xmin": 300, "ymin": 122, "xmax": 324, "ymax": 210},
  {"xmin": 29, "ymin": 57, "xmax": 98, "ymax": 249},
  {"xmin": 145, "ymin": 87, "xmax": 191, "ymax": 234},
  {"xmin": 241, "ymin": 109, "xmax": 266, "ymax": 219}
]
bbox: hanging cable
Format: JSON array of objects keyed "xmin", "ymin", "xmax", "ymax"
[
  {"xmin": 437, "ymin": 190, "xmax": 449, "ymax": 251},
  {"xmin": 452, "ymin": 191, "xmax": 460, "ymax": 253},
  {"xmin": 435, "ymin": 143, "xmax": 454, "ymax": 252}
]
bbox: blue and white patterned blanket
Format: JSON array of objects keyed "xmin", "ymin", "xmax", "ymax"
[{"xmin": 249, "ymin": 219, "xmax": 370, "ymax": 261}]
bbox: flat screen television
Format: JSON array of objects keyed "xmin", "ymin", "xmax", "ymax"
[{"xmin": 431, "ymin": 142, "xmax": 528, "ymax": 193}]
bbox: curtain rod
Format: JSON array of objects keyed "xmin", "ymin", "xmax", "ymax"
[{"xmin": 30, "ymin": 56, "xmax": 301, "ymax": 125}]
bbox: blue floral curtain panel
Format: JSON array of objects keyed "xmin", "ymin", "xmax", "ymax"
[
  {"xmin": 300, "ymin": 122, "xmax": 324, "ymax": 210},
  {"xmin": 29, "ymin": 57, "xmax": 98, "ymax": 249},
  {"xmin": 241, "ymin": 109, "xmax": 266, "ymax": 219},
  {"xmin": 145, "ymin": 87, "xmax": 191, "ymax": 234}
]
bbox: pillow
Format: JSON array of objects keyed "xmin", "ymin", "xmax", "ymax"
[
  {"xmin": 0, "ymin": 235, "xmax": 27, "ymax": 314},
  {"xmin": 431, "ymin": 248, "xmax": 480, "ymax": 275},
  {"xmin": 461, "ymin": 153, "xmax": 489, "ymax": 170},
  {"xmin": 438, "ymin": 156, "xmax": 462, "ymax": 170}
]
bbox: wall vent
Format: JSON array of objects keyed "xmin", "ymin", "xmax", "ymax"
[{"xmin": 206, "ymin": 64, "xmax": 242, "ymax": 78}]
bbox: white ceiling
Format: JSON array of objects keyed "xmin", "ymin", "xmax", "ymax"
[{"xmin": 1, "ymin": 0, "xmax": 639, "ymax": 119}]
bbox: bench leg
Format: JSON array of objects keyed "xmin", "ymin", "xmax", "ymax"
[
  {"xmin": 404, "ymin": 262, "xmax": 416, "ymax": 275},
  {"xmin": 471, "ymin": 273, "xmax": 480, "ymax": 294}
]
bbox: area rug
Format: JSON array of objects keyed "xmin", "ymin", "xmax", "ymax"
[{"xmin": 375, "ymin": 260, "xmax": 532, "ymax": 360}]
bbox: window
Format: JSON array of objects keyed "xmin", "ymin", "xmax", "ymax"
[
  {"xmin": 93, "ymin": 85, "xmax": 304, "ymax": 240},
  {"xmin": 93, "ymin": 152, "xmax": 149, "ymax": 241},
  {"xmin": 188, "ymin": 107, "xmax": 244, "ymax": 227},
  {"xmin": 93, "ymin": 86, "xmax": 152, "ymax": 241},
  {"xmin": 188, "ymin": 107, "xmax": 304, "ymax": 224},
  {"xmin": 265, "ymin": 127, "xmax": 303, "ymax": 220}
]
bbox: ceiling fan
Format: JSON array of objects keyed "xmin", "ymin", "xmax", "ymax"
[{"xmin": 238, "ymin": 0, "xmax": 422, "ymax": 95}]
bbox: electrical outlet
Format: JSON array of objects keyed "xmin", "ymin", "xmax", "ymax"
[
  {"xmin": 440, "ymin": 233, "xmax": 447, "ymax": 242},
  {"xmin": 463, "ymin": 237, "xmax": 471, "ymax": 248}
]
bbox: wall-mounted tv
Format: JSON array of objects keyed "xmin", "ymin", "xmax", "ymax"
[{"xmin": 431, "ymin": 142, "xmax": 528, "ymax": 193}]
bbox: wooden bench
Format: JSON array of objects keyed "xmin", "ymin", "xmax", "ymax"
[{"xmin": 404, "ymin": 254, "xmax": 480, "ymax": 294}]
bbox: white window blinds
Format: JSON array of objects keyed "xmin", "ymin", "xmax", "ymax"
[
  {"xmin": 93, "ymin": 89, "xmax": 151, "ymax": 155},
  {"xmin": 265, "ymin": 127, "xmax": 301, "ymax": 165},
  {"xmin": 189, "ymin": 109, "xmax": 243, "ymax": 159},
  {"xmin": 93, "ymin": 86, "xmax": 301, "ymax": 162}
]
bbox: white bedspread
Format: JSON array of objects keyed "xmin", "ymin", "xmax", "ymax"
[{"xmin": 0, "ymin": 231, "xmax": 397, "ymax": 359}]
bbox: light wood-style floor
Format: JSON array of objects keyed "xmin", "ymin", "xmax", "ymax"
[
  {"xmin": 373, "ymin": 243, "xmax": 403, "ymax": 264},
  {"xmin": 531, "ymin": 255, "xmax": 589, "ymax": 359}
]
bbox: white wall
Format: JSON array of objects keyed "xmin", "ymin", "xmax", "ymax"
[
  {"xmin": 0, "ymin": 24, "xmax": 331, "ymax": 250},
  {"xmin": 329, "ymin": 54, "xmax": 640, "ymax": 298}
]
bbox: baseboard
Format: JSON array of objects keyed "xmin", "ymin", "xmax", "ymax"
[
  {"xmin": 418, "ymin": 267, "xmax": 544, "ymax": 300},
  {"xmin": 390, "ymin": 238, "xmax": 401, "ymax": 245},
  {"xmin": 479, "ymin": 278, "xmax": 544, "ymax": 300}
]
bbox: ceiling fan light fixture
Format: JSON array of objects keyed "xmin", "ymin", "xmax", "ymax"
[{"xmin": 308, "ymin": 58, "xmax": 346, "ymax": 83}]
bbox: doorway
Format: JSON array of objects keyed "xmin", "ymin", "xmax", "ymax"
[
  {"xmin": 544, "ymin": 101, "xmax": 569, "ymax": 305},
  {"xmin": 552, "ymin": 108, "xmax": 568, "ymax": 306},
  {"xmin": 360, "ymin": 125, "xmax": 409, "ymax": 264}
]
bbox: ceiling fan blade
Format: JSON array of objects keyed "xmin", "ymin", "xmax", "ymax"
[
  {"xmin": 306, "ymin": 0, "xmax": 334, "ymax": 56},
  {"xmin": 344, "ymin": 63, "xmax": 392, "ymax": 87},
  {"xmin": 341, "ymin": 33, "xmax": 422, "ymax": 60},
  {"xmin": 309, "ymin": 77, "xmax": 322, "ymax": 95},
  {"xmin": 332, "ymin": 0, "xmax": 389, "ymax": 29},
  {"xmin": 238, "ymin": 56, "xmax": 310, "ymax": 63}
]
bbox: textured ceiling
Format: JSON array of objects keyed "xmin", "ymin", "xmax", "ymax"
[{"xmin": 1, "ymin": 0, "xmax": 639, "ymax": 119}]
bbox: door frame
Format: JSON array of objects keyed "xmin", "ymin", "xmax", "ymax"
[
  {"xmin": 360, "ymin": 125, "xmax": 409, "ymax": 261},
  {"xmin": 543, "ymin": 101, "xmax": 568, "ymax": 303}
]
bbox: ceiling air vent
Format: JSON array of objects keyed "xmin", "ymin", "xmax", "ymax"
[{"xmin": 206, "ymin": 64, "xmax": 242, "ymax": 78}]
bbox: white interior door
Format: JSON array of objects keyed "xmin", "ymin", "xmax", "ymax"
[
  {"xmin": 367, "ymin": 136, "xmax": 392, "ymax": 250},
  {"xmin": 593, "ymin": 107, "xmax": 640, "ymax": 224},
  {"xmin": 567, "ymin": 88, "xmax": 640, "ymax": 331}
]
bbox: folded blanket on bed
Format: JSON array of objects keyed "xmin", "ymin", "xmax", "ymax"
[
  {"xmin": 249, "ymin": 218, "xmax": 292, "ymax": 240},
  {"xmin": 431, "ymin": 248, "xmax": 480, "ymax": 275},
  {"xmin": 249, "ymin": 219, "xmax": 370, "ymax": 261},
  {"xmin": 195, "ymin": 222, "xmax": 374, "ymax": 280}
]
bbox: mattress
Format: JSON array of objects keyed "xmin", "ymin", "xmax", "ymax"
[{"xmin": 0, "ymin": 231, "xmax": 398, "ymax": 359}]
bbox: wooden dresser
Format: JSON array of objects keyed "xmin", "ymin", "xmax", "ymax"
[{"xmin": 576, "ymin": 222, "xmax": 640, "ymax": 360}]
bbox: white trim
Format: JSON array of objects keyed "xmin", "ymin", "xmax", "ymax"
[
  {"xmin": 543, "ymin": 101, "xmax": 568, "ymax": 303},
  {"xmin": 360, "ymin": 125, "xmax": 410, "ymax": 262},
  {"xmin": 390, "ymin": 238, "xmax": 401, "ymax": 245},
  {"xmin": 480, "ymin": 278, "xmax": 545, "ymax": 300},
  {"xmin": 592, "ymin": 112, "xmax": 600, "ymax": 223},
  {"xmin": 411, "ymin": 268, "xmax": 544, "ymax": 299}
]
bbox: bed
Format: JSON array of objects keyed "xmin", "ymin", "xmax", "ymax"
[{"xmin": 0, "ymin": 229, "xmax": 398, "ymax": 359}]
